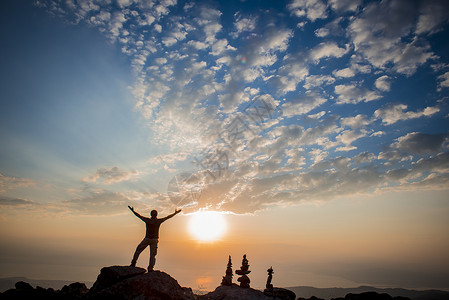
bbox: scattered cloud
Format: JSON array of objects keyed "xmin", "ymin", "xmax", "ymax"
[
  {"xmin": 0, "ymin": 173, "xmax": 35, "ymax": 193},
  {"xmin": 340, "ymin": 114, "xmax": 371, "ymax": 129},
  {"xmin": 64, "ymin": 191, "xmax": 134, "ymax": 215},
  {"xmin": 437, "ymin": 71, "xmax": 449, "ymax": 91},
  {"xmin": 82, "ymin": 167, "xmax": 141, "ymax": 184},
  {"xmin": 0, "ymin": 196, "xmax": 34, "ymax": 206},
  {"xmin": 374, "ymin": 103, "xmax": 440, "ymax": 125},
  {"xmin": 391, "ymin": 132, "xmax": 449, "ymax": 155},
  {"xmin": 310, "ymin": 42, "xmax": 349, "ymax": 62},
  {"xmin": 416, "ymin": 0, "xmax": 449, "ymax": 35},
  {"xmin": 334, "ymin": 84, "xmax": 381, "ymax": 104},
  {"xmin": 22, "ymin": 0, "xmax": 449, "ymax": 215},
  {"xmin": 375, "ymin": 75, "xmax": 392, "ymax": 92},
  {"xmin": 288, "ymin": 0, "xmax": 328, "ymax": 22}
]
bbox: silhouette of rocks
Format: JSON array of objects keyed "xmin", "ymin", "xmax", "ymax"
[
  {"xmin": 266, "ymin": 266, "xmax": 274, "ymax": 290},
  {"xmin": 89, "ymin": 267, "xmax": 195, "ymax": 300},
  {"xmin": 329, "ymin": 292, "xmax": 412, "ymax": 300},
  {"xmin": 235, "ymin": 254, "xmax": 251, "ymax": 288},
  {"xmin": 14, "ymin": 281, "xmax": 33, "ymax": 291},
  {"xmin": 61, "ymin": 282, "xmax": 88, "ymax": 297},
  {"xmin": 341, "ymin": 292, "xmax": 410, "ymax": 300},
  {"xmin": 200, "ymin": 283, "xmax": 272, "ymax": 300},
  {"xmin": 298, "ymin": 296, "xmax": 326, "ymax": 300},
  {"xmin": 221, "ymin": 255, "xmax": 233, "ymax": 286},
  {"xmin": 0, "ymin": 281, "xmax": 85, "ymax": 299},
  {"xmin": 264, "ymin": 287, "xmax": 296, "ymax": 300},
  {"xmin": 89, "ymin": 266, "xmax": 146, "ymax": 294},
  {"xmin": 262, "ymin": 266, "xmax": 295, "ymax": 300}
]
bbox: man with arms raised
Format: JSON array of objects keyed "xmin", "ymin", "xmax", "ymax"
[{"xmin": 128, "ymin": 206, "xmax": 181, "ymax": 272}]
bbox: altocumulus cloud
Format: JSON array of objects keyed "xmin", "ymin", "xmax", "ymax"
[{"xmin": 35, "ymin": 0, "xmax": 449, "ymax": 214}]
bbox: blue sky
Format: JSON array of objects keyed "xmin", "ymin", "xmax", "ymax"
[{"xmin": 1, "ymin": 0, "xmax": 449, "ymax": 289}]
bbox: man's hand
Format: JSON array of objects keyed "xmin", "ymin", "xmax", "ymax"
[{"xmin": 128, "ymin": 206, "xmax": 134, "ymax": 212}]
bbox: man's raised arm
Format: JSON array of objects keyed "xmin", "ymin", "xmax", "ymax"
[
  {"xmin": 161, "ymin": 209, "xmax": 182, "ymax": 221},
  {"xmin": 128, "ymin": 206, "xmax": 145, "ymax": 221}
]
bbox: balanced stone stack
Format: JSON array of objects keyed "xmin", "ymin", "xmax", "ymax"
[
  {"xmin": 221, "ymin": 255, "xmax": 233, "ymax": 286},
  {"xmin": 235, "ymin": 254, "xmax": 251, "ymax": 288}
]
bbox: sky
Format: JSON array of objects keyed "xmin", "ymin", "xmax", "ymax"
[{"xmin": 1, "ymin": 0, "xmax": 449, "ymax": 292}]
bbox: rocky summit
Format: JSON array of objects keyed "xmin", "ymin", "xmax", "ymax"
[
  {"xmin": 88, "ymin": 266, "xmax": 195, "ymax": 300},
  {"xmin": 200, "ymin": 283, "xmax": 273, "ymax": 300},
  {"xmin": 0, "ymin": 266, "xmax": 417, "ymax": 300}
]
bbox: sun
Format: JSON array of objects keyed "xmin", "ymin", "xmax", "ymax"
[{"xmin": 188, "ymin": 211, "xmax": 227, "ymax": 242}]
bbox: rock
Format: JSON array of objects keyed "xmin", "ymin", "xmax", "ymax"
[
  {"xmin": 14, "ymin": 281, "xmax": 33, "ymax": 291},
  {"xmin": 264, "ymin": 287, "xmax": 296, "ymax": 300},
  {"xmin": 200, "ymin": 283, "xmax": 272, "ymax": 300},
  {"xmin": 300, "ymin": 296, "xmax": 326, "ymax": 300},
  {"xmin": 89, "ymin": 270, "xmax": 195, "ymax": 300},
  {"xmin": 90, "ymin": 266, "xmax": 146, "ymax": 294},
  {"xmin": 61, "ymin": 282, "xmax": 89, "ymax": 297}
]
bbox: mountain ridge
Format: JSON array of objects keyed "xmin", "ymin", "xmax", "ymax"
[
  {"xmin": 0, "ymin": 277, "xmax": 93, "ymax": 293},
  {"xmin": 286, "ymin": 285, "xmax": 449, "ymax": 300}
]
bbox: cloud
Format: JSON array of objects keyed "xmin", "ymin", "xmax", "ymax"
[
  {"xmin": 334, "ymin": 129, "xmax": 367, "ymax": 151},
  {"xmin": 82, "ymin": 167, "xmax": 141, "ymax": 184},
  {"xmin": 303, "ymin": 75, "xmax": 335, "ymax": 89},
  {"xmin": 0, "ymin": 196, "xmax": 34, "ymax": 206},
  {"xmin": 34, "ymin": 0, "xmax": 449, "ymax": 215},
  {"xmin": 340, "ymin": 114, "xmax": 371, "ymax": 129},
  {"xmin": 232, "ymin": 13, "xmax": 257, "ymax": 38},
  {"xmin": 353, "ymin": 152, "xmax": 376, "ymax": 165},
  {"xmin": 328, "ymin": 0, "xmax": 361, "ymax": 12},
  {"xmin": 348, "ymin": 0, "xmax": 435, "ymax": 75},
  {"xmin": 288, "ymin": 0, "xmax": 328, "ymax": 22},
  {"xmin": 282, "ymin": 92, "xmax": 327, "ymax": 117},
  {"xmin": 416, "ymin": 0, "xmax": 449, "ymax": 35},
  {"xmin": 334, "ymin": 84, "xmax": 381, "ymax": 104},
  {"xmin": 374, "ymin": 103, "xmax": 440, "ymax": 125},
  {"xmin": 310, "ymin": 42, "xmax": 349, "ymax": 62},
  {"xmin": 0, "ymin": 173, "xmax": 35, "ymax": 193},
  {"xmin": 64, "ymin": 191, "xmax": 133, "ymax": 215},
  {"xmin": 333, "ymin": 67, "xmax": 355, "ymax": 78},
  {"xmin": 391, "ymin": 132, "xmax": 449, "ymax": 154},
  {"xmin": 437, "ymin": 71, "xmax": 449, "ymax": 91},
  {"xmin": 375, "ymin": 75, "xmax": 391, "ymax": 92}
]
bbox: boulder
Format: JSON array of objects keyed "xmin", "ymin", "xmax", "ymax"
[
  {"xmin": 61, "ymin": 282, "xmax": 89, "ymax": 297},
  {"xmin": 89, "ymin": 270, "xmax": 195, "ymax": 300},
  {"xmin": 90, "ymin": 266, "xmax": 146, "ymax": 294},
  {"xmin": 200, "ymin": 283, "xmax": 272, "ymax": 300},
  {"xmin": 299, "ymin": 296, "xmax": 326, "ymax": 300},
  {"xmin": 264, "ymin": 287, "xmax": 296, "ymax": 300},
  {"xmin": 14, "ymin": 281, "xmax": 33, "ymax": 291}
]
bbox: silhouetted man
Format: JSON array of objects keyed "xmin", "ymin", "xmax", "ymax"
[{"xmin": 128, "ymin": 206, "xmax": 181, "ymax": 271}]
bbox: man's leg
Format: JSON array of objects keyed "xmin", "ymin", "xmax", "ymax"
[
  {"xmin": 131, "ymin": 238, "xmax": 150, "ymax": 267},
  {"xmin": 148, "ymin": 239, "xmax": 158, "ymax": 271}
]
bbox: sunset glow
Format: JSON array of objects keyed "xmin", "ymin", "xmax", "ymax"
[
  {"xmin": 188, "ymin": 211, "xmax": 227, "ymax": 242},
  {"xmin": 1, "ymin": 0, "xmax": 449, "ymax": 292}
]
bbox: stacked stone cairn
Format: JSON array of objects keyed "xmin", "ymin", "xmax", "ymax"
[
  {"xmin": 221, "ymin": 255, "xmax": 233, "ymax": 286},
  {"xmin": 235, "ymin": 254, "xmax": 251, "ymax": 288},
  {"xmin": 266, "ymin": 266, "xmax": 274, "ymax": 290}
]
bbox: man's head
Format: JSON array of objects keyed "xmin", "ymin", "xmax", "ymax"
[{"xmin": 150, "ymin": 210, "xmax": 158, "ymax": 218}]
